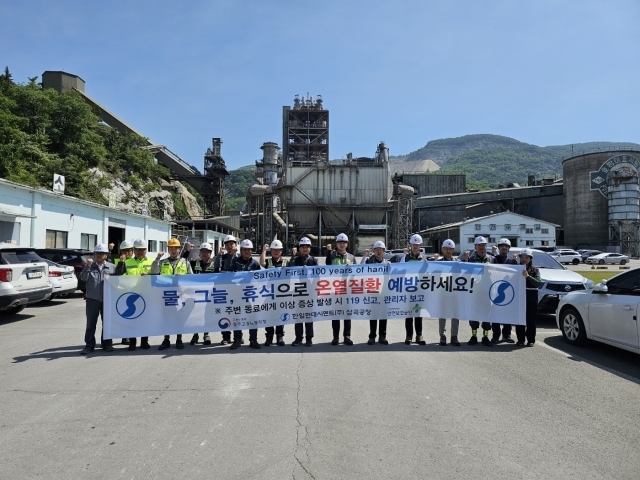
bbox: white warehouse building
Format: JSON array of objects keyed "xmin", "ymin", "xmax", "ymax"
[
  {"xmin": 423, "ymin": 212, "xmax": 558, "ymax": 253},
  {"xmin": 0, "ymin": 178, "xmax": 172, "ymax": 255}
]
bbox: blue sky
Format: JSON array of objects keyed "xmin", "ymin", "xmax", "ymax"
[{"xmin": 2, "ymin": 1, "xmax": 639, "ymax": 171}]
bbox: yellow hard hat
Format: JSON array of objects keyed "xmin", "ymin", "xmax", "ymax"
[{"xmin": 167, "ymin": 238, "xmax": 181, "ymax": 247}]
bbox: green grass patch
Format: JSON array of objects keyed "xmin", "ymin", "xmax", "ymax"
[{"xmin": 579, "ymin": 270, "xmax": 622, "ymax": 283}]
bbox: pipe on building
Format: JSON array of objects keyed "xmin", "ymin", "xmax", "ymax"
[
  {"xmin": 249, "ymin": 184, "xmax": 273, "ymax": 196},
  {"xmin": 273, "ymin": 211, "xmax": 292, "ymax": 233},
  {"xmin": 394, "ymin": 184, "xmax": 414, "ymax": 197},
  {"xmin": 305, "ymin": 234, "xmax": 335, "ymax": 244}
]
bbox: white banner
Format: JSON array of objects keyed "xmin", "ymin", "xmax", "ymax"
[{"xmin": 103, "ymin": 262, "xmax": 525, "ymax": 339}]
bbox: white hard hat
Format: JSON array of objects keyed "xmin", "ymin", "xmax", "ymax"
[
  {"xmin": 520, "ymin": 248, "xmax": 534, "ymax": 257},
  {"xmin": 133, "ymin": 239, "xmax": 147, "ymax": 249},
  {"xmin": 373, "ymin": 241, "xmax": 386, "ymax": 250},
  {"xmin": 240, "ymin": 239, "xmax": 253, "ymax": 249},
  {"xmin": 410, "ymin": 234, "xmax": 423, "ymax": 245},
  {"xmin": 498, "ymin": 238, "xmax": 511, "ymax": 247},
  {"xmin": 299, "ymin": 237, "xmax": 312, "ymax": 246},
  {"xmin": 336, "ymin": 233, "xmax": 349, "ymax": 242},
  {"xmin": 120, "ymin": 240, "xmax": 134, "ymax": 250},
  {"xmin": 223, "ymin": 235, "xmax": 237, "ymax": 244},
  {"xmin": 199, "ymin": 242, "xmax": 213, "ymax": 251},
  {"xmin": 474, "ymin": 236, "xmax": 488, "ymax": 245},
  {"xmin": 94, "ymin": 243, "xmax": 109, "ymax": 253},
  {"xmin": 270, "ymin": 240, "xmax": 283, "ymax": 249},
  {"xmin": 442, "ymin": 239, "xmax": 455, "ymax": 249}
]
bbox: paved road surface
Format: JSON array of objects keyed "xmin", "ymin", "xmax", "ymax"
[{"xmin": 1, "ymin": 295, "xmax": 639, "ymax": 479}]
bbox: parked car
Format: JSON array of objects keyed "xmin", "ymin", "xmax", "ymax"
[
  {"xmin": 585, "ymin": 252, "xmax": 630, "ymax": 265},
  {"xmin": 34, "ymin": 248, "xmax": 93, "ymax": 292},
  {"xmin": 578, "ymin": 249, "xmax": 603, "ymax": 263},
  {"xmin": 509, "ymin": 248, "xmax": 594, "ymax": 313},
  {"xmin": 549, "ymin": 249, "xmax": 583, "ymax": 265},
  {"xmin": 41, "ymin": 258, "xmax": 78, "ymax": 299},
  {"xmin": 556, "ymin": 268, "xmax": 640, "ymax": 355},
  {"xmin": 0, "ymin": 243, "xmax": 52, "ymax": 315}
]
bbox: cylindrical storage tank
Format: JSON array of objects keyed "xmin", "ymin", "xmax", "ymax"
[
  {"xmin": 607, "ymin": 169, "xmax": 640, "ymax": 221},
  {"xmin": 563, "ymin": 151, "xmax": 640, "ymax": 247}
]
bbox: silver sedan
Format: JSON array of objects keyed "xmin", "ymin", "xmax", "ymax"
[{"xmin": 585, "ymin": 253, "xmax": 630, "ymax": 265}]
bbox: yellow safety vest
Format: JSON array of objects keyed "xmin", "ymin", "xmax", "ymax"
[
  {"xmin": 159, "ymin": 258, "xmax": 189, "ymax": 275},
  {"xmin": 124, "ymin": 257, "xmax": 153, "ymax": 275}
]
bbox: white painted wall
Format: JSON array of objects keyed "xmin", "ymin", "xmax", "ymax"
[
  {"xmin": 0, "ymin": 179, "xmax": 171, "ymax": 256},
  {"xmin": 459, "ymin": 212, "xmax": 556, "ymax": 253}
]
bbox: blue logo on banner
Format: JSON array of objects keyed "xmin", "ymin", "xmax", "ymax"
[
  {"xmin": 489, "ymin": 281, "xmax": 515, "ymax": 306},
  {"xmin": 281, "ymin": 313, "xmax": 291, "ymax": 323},
  {"xmin": 116, "ymin": 293, "xmax": 146, "ymax": 319},
  {"xmin": 218, "ymin": 318, "xmax": 231, "ymax": 329}
]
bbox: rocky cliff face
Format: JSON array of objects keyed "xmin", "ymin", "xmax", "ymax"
[{"xmin": 89, "ymin": 168, "xmax": 202, "ymax": 220}]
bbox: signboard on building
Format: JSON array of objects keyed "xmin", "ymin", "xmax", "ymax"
[
  {"xmin": 108, "ymin": 192, "xmax": 116, "ymax": 208},
  {"xmin": 53, "ymin": 174, "xmax": 65, "ymax": 194}
]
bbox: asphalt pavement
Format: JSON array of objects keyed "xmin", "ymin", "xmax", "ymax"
[{"xmin": 1, "ymin": 294, "xmax": 639, "ymax": 479}]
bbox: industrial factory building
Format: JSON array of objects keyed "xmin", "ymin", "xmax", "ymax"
[
  {"xmin": 422, "ymin": 212, "xmax": 557, "ymax": 254},
  {"xmin": 563, "ymin": 149, "xmax": 640, "ymax": 256}
]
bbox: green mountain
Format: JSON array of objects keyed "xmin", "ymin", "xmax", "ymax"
[{"xmin": 390, "ymin": 134, "xmax": 640, "ymax": 189}]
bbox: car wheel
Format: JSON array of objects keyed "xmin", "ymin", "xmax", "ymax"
[
  {"xmin": 1, "ymin": 305, "xmax": 26, "ymax": 316},
  {"xmin": 560, "ymin": 308, "xmax": 587, "ymax": 346},
  {"xmin": 620, "ymin": 259, "xmax": 627, "ymax": 265},
  {"xmin": 572, "ymin": 258, "xmax": 579, "ymax": 265},
  {"xmin": 598, "ymin": 259, "xmax": 605, "ymax": 265}
]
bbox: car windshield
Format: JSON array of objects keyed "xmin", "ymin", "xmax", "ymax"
[
  {"xmin": 41, "ymin": 258, "xmax": 67, "ymax": 269},
  {"xmin": 0, "ymin": 249, "xmax": 44, "ymax": 265},
  {"xmin": 512, "ymin": 249, "xmax": 564, "ymax": 269}
]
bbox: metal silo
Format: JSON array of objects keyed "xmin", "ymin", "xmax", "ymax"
[{"xmin": 607, "ymin": 167, "xmax": 640, "ymax": 256}]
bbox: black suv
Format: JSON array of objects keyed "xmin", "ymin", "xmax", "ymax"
[{"xmin": 34, "ymin": 249, "xmax": 93, "ymax": 292}]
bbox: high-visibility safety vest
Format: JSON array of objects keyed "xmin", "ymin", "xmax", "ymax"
[
  {"xmin": 193, "ymin": 260, "xmax": 215, "ymax": 273},
  {"xmin": 159, "ymin": 258, "xmax": 190, "ymax": 275},
  {"xmin": 266, "ymin": 257, "xmax": 288, "ymax": 268},
  {"xmin": 123, "ymin": 257, "xmax": 153, "ymax": 275},
  {"xmin": 328, "ymin": 251, "xmax": 355, "ymax": 266}
]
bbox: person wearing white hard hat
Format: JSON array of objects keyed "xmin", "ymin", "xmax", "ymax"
[
  {"xmin": 80, "ymin": 244, "xmax": 116, "ymax": 355},
  {"xmin": 291, "ymin": 237, "xmax": 317, "ymax": 346},
  {"xmin": 489, "ymin": 238, "xmax": 518, "ymax": 344},
  {"xmin": 400, "ymin": 233, "xmax": 428, "ymax": 345},
  {"xmin": 326, "ymin": 233, "xmax": 356, "ymax": 345},
  {"xmin": 214, "ymin": 235, "xmax": 240, "ymax": 344},
  {"xmin": 119, "ymin": 239, "xmax": 154, "ymax": 350},
  {"xmin": 188, "ymin": 242, "xmax": 216, "ymax": 346},
  {"xmin": 462, "ymin": 236, "xmax": 495, "ymax": 347},
  {"xmin": 260, "ymin": 239, "xmax": 288, "ymax": 346},
  {"xmin": 114, "ymin": 239, "xmax": 135, "ymax": 346},
  {"xmin": 229, "ymin": 239, "xmax": 262, "ymax": 350},
  {"xmin": 436, "ymin": 239, "xmax": 461, "ymax": 347},
  {"xmin": 516, "ymin": 249, "xmax": 541, "ymax": 347},
  {"xmin": 365, "ymin": 241, "xmax": 390, "ymax": 345}
]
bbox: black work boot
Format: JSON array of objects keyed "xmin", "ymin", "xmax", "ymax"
[
  {"xmin": 331, "ymin": 337, "xmax": 339, "ymax": 345},
  {"xmin": 305, "ymin": 337, "xmax": 313, "ymax": 346},
  {"xmin": 249, "ymin": 340, "xmax": 261, "ymax": 349},
  {"xmin": 158, "ymin": 339, "xmax": 170, "ymax": 351},
  {"xmin": 378, "ymin": 335, "xmax": 388, "ymax": 345},
  {"xmin": 367, "ymin": 336, "xmax": 375, "ymax": 345},
  {"xmin": 190, "ymin": 333, "xmax": 199, "ymax": 345},
  {"xmin": 176, "ymin": 338, "xmax": 184, "ymax": 349},
  {"xmin": 276, "ymin": 334, "xmax": 285, "ymax": 346},
  {"xmin": 230, "ymin": 340, "xmax": 241, "ymax": 350},
  {"xmin": 344, "ymin": 336, "xmax": 354, "ymax": 346},
  {"xmin": 128, "ymin": 338, "xmax": 137, "ymax": 351},
  {"xmin": 264, "ymin": 335, "xmax": 273, "ymax": 347},
  {"xmin": 292, "ymin": 337, "xmax": 303, "ymax": 346},
  {"xmin": 203, "ymin": 334, "xmax": 211, "ymax": 345}
]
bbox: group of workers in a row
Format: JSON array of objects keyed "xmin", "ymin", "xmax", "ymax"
[{"xmin": 80, "ymin": 232, "xmax": 541, "ymax": 355}]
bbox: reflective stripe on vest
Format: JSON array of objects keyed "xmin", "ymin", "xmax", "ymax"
[
  {"xmin": 194, "ymin": 260, "xmax": 215, "ymax": 273},
  {"xmin": 160, "ymin": 258, "xmax": 189, "ymax": 275}
]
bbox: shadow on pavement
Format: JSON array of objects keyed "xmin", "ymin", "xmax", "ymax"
[
  {"xmin": 0, "ymin": 312, "xmax": 36, "ymax": 325},
  {"xmin": 543, "ymin": 335, "xmax": 640, "ymax": 384}
]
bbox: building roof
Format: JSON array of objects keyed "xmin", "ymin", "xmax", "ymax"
[{"xmin": 0, "ymin": 177, "xmax": 171, "ymax": 225}]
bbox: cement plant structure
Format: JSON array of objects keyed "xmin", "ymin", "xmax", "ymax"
[{"xmin": 248, "ymin": 95, "xmax": 414, "ymax": 254}]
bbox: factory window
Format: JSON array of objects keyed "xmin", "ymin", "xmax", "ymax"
[
  {"xmin": 541, "ymin": 228, "xmax": 549, "ymax": 234},
  {"xmin": 45, "ymin": 229, "xmax": 67, "ymax": 248},
  {"xmin": 159, "ymin": 241, "xmax": 167, "ymax": 252},
  {"xmin": 525, "ymin": 228, "xmax": 533, "ymax": 234},
  {"xmin": 504, "ymin": 224, "xmax": 511, "ymax": 231},
  {"xmin": 148, "ymin": 240, "xmax": 158, "ymax": 252},
  {"xmin": 520, "ymin": 224, "xmax": 526, "ymax": 230},
  {"xmin": 474, "ymin": 224, "xmax": 481, "ymax": 230},
  {"xmin": 534, "ymin": 224, "xmax": 541, "ymax": 230},
  {"xmin": 468, "ymin": 237, "xmax": 475, "ymax": 243},
  {"xmin": 526, "ymin": 240, "xmax": 534, "ymax": 246},
  {"xmin": 80, "ymin": 233, "xmax": 97, "ymax": 251},
  {"xmin": 489, "ymin": 237, "xmax": 496, "ymax": 243},
  {"xmin": 541, "ymin": 240, "xmax": 549, "ymax": 246},
  {"xmin": 489, "ymin": 224, "xmax": 496, "ymax": 231}
]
